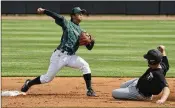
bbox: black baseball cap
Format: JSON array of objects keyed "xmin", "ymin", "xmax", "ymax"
[
  {"xmin": 71, "ymin": 7, "xmax": 87, "ymax": 14},
  {"xmin": 144, "ymin": 49, "xmax": 163, "ymax": 65}
]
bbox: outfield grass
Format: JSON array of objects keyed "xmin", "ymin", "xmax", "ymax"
[{"xmin": 2, "ymin": 19, "xmax": 175, "ymax": 77}]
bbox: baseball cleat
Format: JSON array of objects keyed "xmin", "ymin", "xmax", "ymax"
[
  {"xmin": 87, "ymin": 88, "xmax": 96, "ymax": 96},
  {"xmin": 21, "ymin": 79, "xmax": 31, "ymax": 92}
]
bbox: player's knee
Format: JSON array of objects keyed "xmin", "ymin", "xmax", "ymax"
[
  {"xmin": 81, "ymin": 62, "xmax": 91, "ymax": 74},
  {"xmin": 82, "ymin": 61, "xmax": 89, "ymax": 67},
  {"xmin": 112, "ymin": 89, "xmax": 117, "ymax": 99},
  {"xmin": 112, "ymin": 89, "xmax": 121, "ymax": 99}
]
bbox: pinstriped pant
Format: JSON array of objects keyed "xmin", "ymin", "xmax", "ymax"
[{"xmin": 112, "ymin": 78, "xmax": 152, "ymax": 100}]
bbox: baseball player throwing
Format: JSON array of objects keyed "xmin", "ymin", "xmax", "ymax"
[
  {"xmin": 21, "ymin": 7, "xmax": 96, "ymax": 96},
  {"xmin": 112, "ymin": 45, "xmax": 170, "ymax": 104}
]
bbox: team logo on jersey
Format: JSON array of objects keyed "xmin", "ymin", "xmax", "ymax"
[{"xmin": 146, "ymin": 72, "xmax": 153, "ymax": 81}]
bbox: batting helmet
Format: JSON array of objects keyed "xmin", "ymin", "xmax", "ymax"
[{"xmin": 144, "ymin": 49, "xmax": 163, "ymax": 65}]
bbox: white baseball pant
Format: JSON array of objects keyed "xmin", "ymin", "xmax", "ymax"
[{"xmin": 40, "ymin": 49, "xmax": 91, "ymax": 83}]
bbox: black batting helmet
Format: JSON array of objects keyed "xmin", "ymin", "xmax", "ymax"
[{"xmin": 144, "ymin": 49, "xmax": 162, "ymax": 65}]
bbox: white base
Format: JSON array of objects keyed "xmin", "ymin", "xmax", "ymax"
[{"xmin": 1, "ymin": 90, "xmax": 26, "ymax": 96}]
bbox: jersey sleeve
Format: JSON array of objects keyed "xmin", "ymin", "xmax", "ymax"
[
  {"xmin": 156, "ymin": 72, "xmax": 169, "ymax": 89},
  {"xmin": 44, "ymin": 9, "xmax": 67, "ymax": 28},
  {"xmin": 160, "ymin": 56, "xmax": 170, "ymax": 76}
]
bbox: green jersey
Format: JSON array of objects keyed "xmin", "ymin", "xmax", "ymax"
[
  {"xmin": 58, "ymin": 21, "xmax": 84, "ymax": 55},
  {"xmin": 44, "ymin": 10, "xmax": 94, "ymax": 55},
  {"xmin": 44, "ymin": 10, "xmax": 84, "ymax": 55}
]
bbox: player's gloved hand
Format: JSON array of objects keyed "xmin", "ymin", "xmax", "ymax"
[
  {"xmin": 37, "ymin": 8, "xmax": 45, "ymax": 14},
  {"xmin": 79, "ymin": 32, "xmax": 93, "ymax": 46},
  {"xmin": 156, "ymin": 99, "xmax": 165, "ymax": 104},
  {"xmin": 89, "ymin": 34, "xmax": 94, "ymax": 43}
]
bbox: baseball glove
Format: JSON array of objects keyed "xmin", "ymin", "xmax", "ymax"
[{"xmin": 79, "ymin": 32, "xmax": 93, "ymax": 46}]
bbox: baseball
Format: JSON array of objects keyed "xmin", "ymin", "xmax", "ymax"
[{"xmin": 37, "ymin": 8, "xmax": 44, "ymax": 14}]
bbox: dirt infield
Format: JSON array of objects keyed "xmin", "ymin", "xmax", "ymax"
[
  {"xmin": 2, "ymin": 15, "xmax": 175, "ymax": 20},
  {"xmin": 2, "ymin": 77, "xmax": 175, "ymax": 108}
]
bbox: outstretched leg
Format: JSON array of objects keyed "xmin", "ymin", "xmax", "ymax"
[{"xmin": 21, "ymin": 50, "xmax": 67, "ymax": 92}]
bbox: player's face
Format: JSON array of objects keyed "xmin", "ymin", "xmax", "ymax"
[{"xmin": 73, "ymin": 13, "xmax": 83, "ymax": 23}]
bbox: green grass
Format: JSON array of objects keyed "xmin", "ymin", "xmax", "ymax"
[{"xmin": 2, "ymin": 19, "xmax": 175, "ymax": 77}]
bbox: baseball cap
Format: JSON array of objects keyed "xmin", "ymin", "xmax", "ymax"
[
  {"xmin": 144, "ymin": 49, "xmax": 163, "ymax": 65},
  {"xmin": 71, "ymin": 7, "xmax": 87, "ymax": 14}
]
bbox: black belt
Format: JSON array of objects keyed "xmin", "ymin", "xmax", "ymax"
[
  {"xmin": 54, "ymin": 49, "xmax": 66, "ymax": 53},
  {"xmin": 54, "ymin": 49, "xmax": 74, "ymax": 55}
]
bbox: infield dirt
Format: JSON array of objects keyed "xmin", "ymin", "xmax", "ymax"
[{"xmin": 2, "ymin": 77, "xmax": 175, "ymax": 107}]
